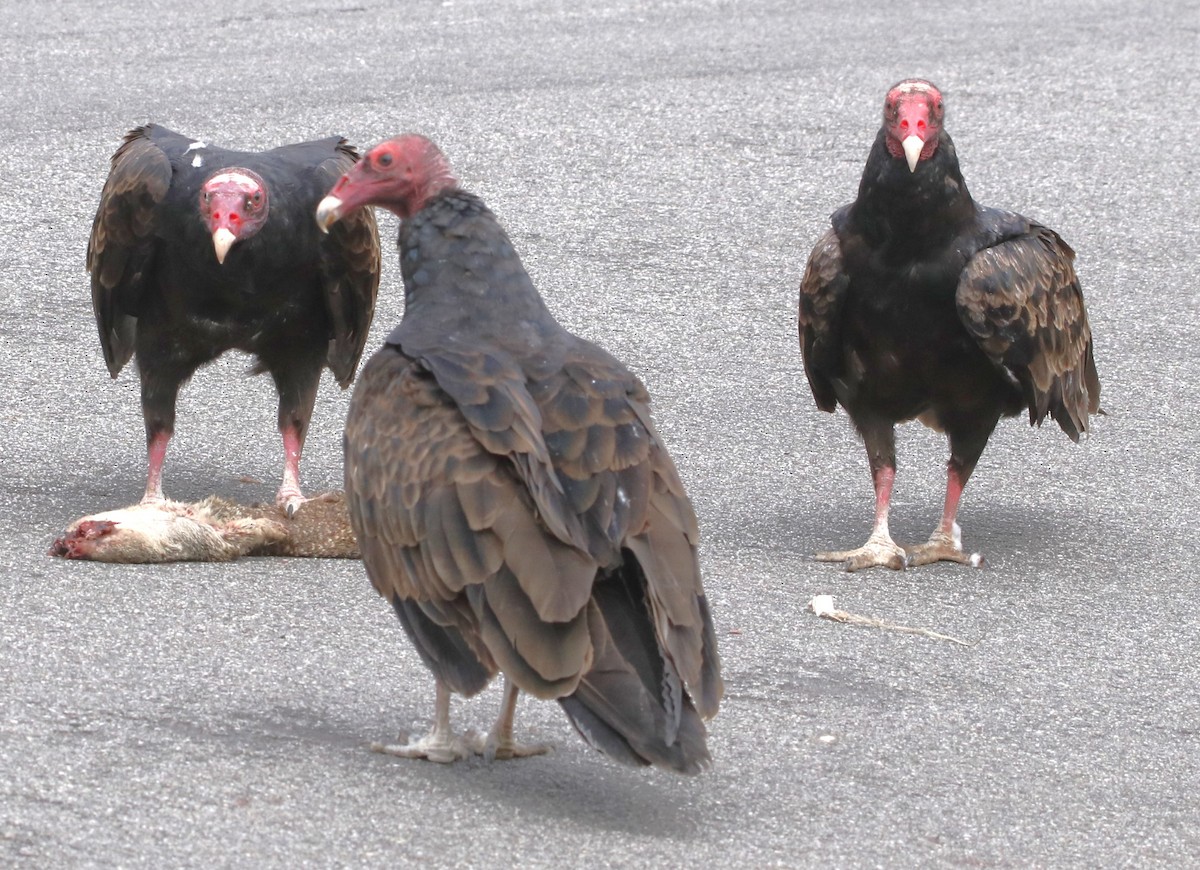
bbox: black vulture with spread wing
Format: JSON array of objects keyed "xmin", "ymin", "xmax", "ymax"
[
  {"xmin": 89, "ymin": 125, "xmax": 380, "ymax": 514},
  {"xmin": 799, "ymin": 80, "xmax": 1100, "ymax": 570}
]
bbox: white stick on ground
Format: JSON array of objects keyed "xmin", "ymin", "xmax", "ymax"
[{"xmin": 808, "ymin": 595, "xmax": 977, "ymax": 647}]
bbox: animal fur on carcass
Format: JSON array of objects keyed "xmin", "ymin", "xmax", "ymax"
[{"xmin": 49, "ymin": 491, "xmax": 360, "ymax": 563}]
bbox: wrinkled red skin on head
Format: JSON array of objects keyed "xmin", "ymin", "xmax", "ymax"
[
  {"xmin": 49, "ymin": 519, "xmax": 118, "ymax": 559},
  {"xmin": 330, "ymin": 134, "xmax": 457, "ymax": 220},
  {"xmin": 883, "ymin": 80, "xmax": 945, "ymax": 166},
  {"xmin": 198, "ymin": 169, "xmax": 270, "ymax": 242}
]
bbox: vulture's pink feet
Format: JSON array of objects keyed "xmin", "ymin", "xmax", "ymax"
[
  {"xmin": 816, "ymin": 530, "xmax": 907, "ymax": 572},
  {"xmin": 371, "ymin": 727, "xmax": 486, "ymax": 764},
  {"xmin": 904, "ymin": 524, "xmax": 983, "ymax": 568},
  {"xmin": 481, "ymin": 678, "xmax": 551, "ymax": 761},
  {"xmin": 483, "ymin": 733, "xmax": 552, "ymax": 762},
  {"xmin": 275, "ymin": 487, "xmax": 307, "ymax": 519},
  {"xmin": 373, "ymin": 682, "xmax": 495, "ymax": 764}
]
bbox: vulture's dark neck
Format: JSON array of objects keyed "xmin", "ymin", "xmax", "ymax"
[
  {"xmin": 847, "ymin": 129, "xmax": 977, "ymax": 257},
  {"xmin": 393, "ymin": 189, "xmax": 562, "ymax": 352}
]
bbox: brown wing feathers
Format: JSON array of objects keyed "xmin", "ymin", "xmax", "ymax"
[
  {"xmin": 420, "ymin": 348, "xmax": 592, "ymax": 554},
  {"xmin": 318, "ymin": 143, "xmax": 380, "ymax": 388},
  {"xmin": 957, "ymin": 225, "xmax": 1101, "ymax": 440},
  {"xmin": 625, "ymin": 458, "xmax": 716, "ymax": 717},
  {"xmin": 346, "ymin": 335, "xmax": 722, "ymax": 769},
  {"xmin": 469, "ymin": 569, "xmax": 593, "ymax": 697},
  {"xmin": 560, "ymin": 563, "xmax": 711, "ymax": 773},
  {"xmin": 321, "ymin": 205, "xmax": 380, "ymax": 388},
  {"xmin": 797, "ymin": 228, "xmax": 849, "ymax": 413},
  {"xmin": 88, "ymin": 128, "xmax": 171, "ymax": 377},
  {"xmin": 345, "ymin": 352, "xmax": 599, "ymax": 698}
]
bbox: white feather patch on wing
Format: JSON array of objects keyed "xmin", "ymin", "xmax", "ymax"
[{"xmin": 185, "ymin": 141, "xmax": 208, "ymax": 168}]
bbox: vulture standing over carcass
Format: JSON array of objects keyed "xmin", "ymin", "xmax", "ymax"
[
  {"xmin": 798, "ymin": 79, "xmax": 1101, "ymax": 570},
  {"xmin": 88, "ymin": 125, "xmax": 381, "ymax": 515},
  {"xmin": 316, "ymin": 135, "xmax": 723, "ymax": 773}
]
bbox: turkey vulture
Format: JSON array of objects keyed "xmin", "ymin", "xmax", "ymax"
[
  {"xmin": 316, "ymin": 134, "xmax": 723, "ymax": 773},
  {"xmin": 88, "ymin": 125, "xmax": 381, "ymax": 516},
  {"xmin": 798, "ymin": 79, "xmax": 1101, "ymax": 571}
]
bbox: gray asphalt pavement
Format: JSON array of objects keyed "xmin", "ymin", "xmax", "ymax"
[{"xmin": 2, "ymin": 0, "xmax": 1198, "ymax": 866}]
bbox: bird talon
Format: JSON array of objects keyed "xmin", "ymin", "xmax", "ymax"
[
  {"xmin": 277, "ymin": 492, "xmax": 307, "ymax": 518},
  {"xmin": 371, "ymin": 729, "xmax": 480, "ymax": 764},
  {"xmin": 904, "ymin": 534, "xmax": 983, "ymax": 568},
  {"xmin": 816, "ymin": 537, "xmax": 907, "ymax": 572},
  {"xmin": 485, "ymin": 738, "xmax": 553, "ymax": 762}
]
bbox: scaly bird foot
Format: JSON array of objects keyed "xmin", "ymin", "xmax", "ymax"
[
  {"xmin": 816, "ymin": 533, "xmax": 907, "ymax": 572},
  {"xmin": 904, "ymin": 524, "xmax": 983, "ymax": 568},
  {"xmin": 484, "ymin": 733, "xmax": 553, "ymax": 762},
  {"xmin": 371, "ymin": 726, "xmax": 550, "ymax": 764},
  {"xmin": 275, "ymin": 488, "xmax": 307, "ymax": 519},
  {"xmin": 371, "ymin": 727, "xmax": 486, "ymax": 764}
]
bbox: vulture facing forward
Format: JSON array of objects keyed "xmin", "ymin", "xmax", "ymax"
[
  {"xmin": 89, "ymin": 125, "xmax": 381, "ymax": 515},
  {"xmin": 316, "ymin": 135, "xmax": 722, "ymax": 773},
  {"xmin": 798, "ymin": 80, "xmax": 1100, "ymax": 570}
]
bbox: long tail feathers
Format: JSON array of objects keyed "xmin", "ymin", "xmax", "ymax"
[{"xmin": 557, "ymin": 562, "xmax": 712, "ymax": 775}]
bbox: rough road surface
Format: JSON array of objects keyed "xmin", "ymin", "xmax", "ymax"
[{"xmin": 2, "ymin": 1, "xmax": 1196, "ymax": 866}]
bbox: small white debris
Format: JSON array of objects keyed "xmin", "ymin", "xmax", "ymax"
[
  {"xmin": 817, "ymin": 733, "xmax": 838, "ymax": 745},
  {"xmin": 809, "ymin": 594, "xmax": 836, "ymax": 617},
  {"xmin": 192, "ymin": 154, "xmax": 203, "ymax": 167}
]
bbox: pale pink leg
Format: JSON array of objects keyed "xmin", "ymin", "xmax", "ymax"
[
  {"xmin": 906, "ymin": 461, "xmax": 983, "ymax": 567},
  {"xmin": 817, "ymin": 464, "xmax": 907, "ymax": 572},
  {"xmin": 483, "ymin": 677, "xmax": 552, "ymax": 761},
  {"xmin": 371, "ymin": 681, "xmax": 483, "ymax": 763},
  {"xmin": 276, "ymin": 426, "xmax": 306, "ymax": 517},
  {"xmin": 141, "ymin": 431, "xmax": 171, "ymax": 504}
]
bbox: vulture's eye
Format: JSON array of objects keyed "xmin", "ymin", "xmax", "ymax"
[{"xmin": 377, "ymin": 152, "xmax": 394, "ymax": 168}]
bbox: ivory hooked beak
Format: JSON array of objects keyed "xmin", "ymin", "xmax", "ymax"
[
  {"xmin": 902, "ymin": 135, "xmax": 924, "ymax": 173},
  {"xmin": 315, "ymin": 195, "xmax": 343, "ymax": 233},
  {"xmin": 212, "ymin": 228, "xmax": 237, "ymax": 264}
]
